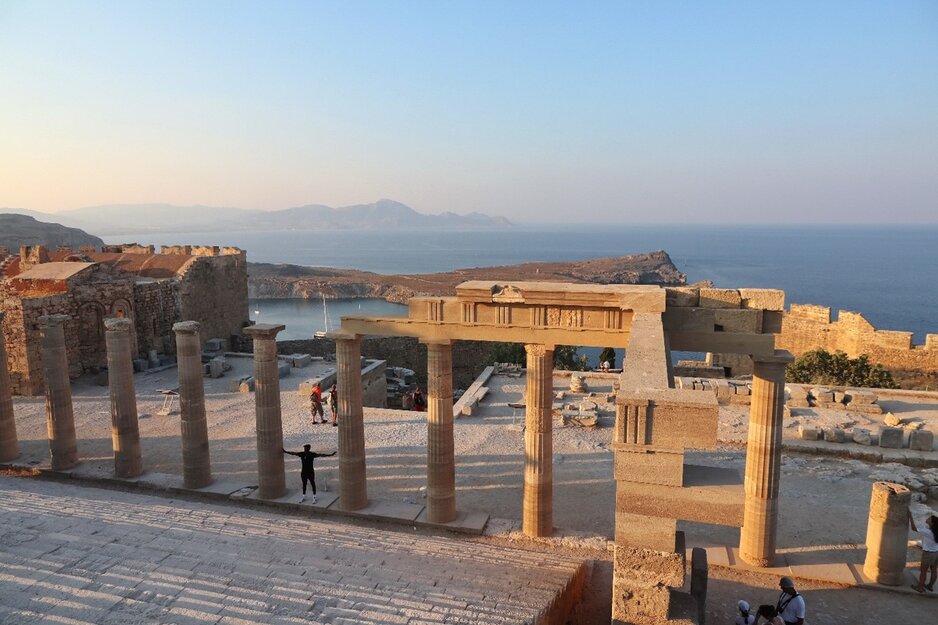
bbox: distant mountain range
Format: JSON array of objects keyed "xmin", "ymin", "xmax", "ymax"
[
  {"xmin": 1, "ymin": 200, "xmax": 512, "ymax": 235},
  {"xmin": 0, "ymin": 214, "xmax": 104, "ymax": 251}
]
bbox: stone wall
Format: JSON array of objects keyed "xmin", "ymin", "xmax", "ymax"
[
  {"xmin": 133, "ymin": 279, "xmax": 180, "ymax": 356},
  {"xmin": 776, "ymin": 304, "xmax": 938, "ymax": 372},
  {"xmin": 177, "ymin": 250, "xmax": 249, "ymax": 350},
  {"xmin": 277, "ymin": 337, "xmax": 493, "ymax": 390}
]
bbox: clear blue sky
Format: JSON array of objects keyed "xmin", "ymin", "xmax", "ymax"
[{"xmin": 1, "ymin": 1, "xmax": 936, "ymax": 223}]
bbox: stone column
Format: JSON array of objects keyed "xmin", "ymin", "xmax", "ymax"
[
  {"xmin": 0, "ymin": 312, "xmax": 19, "ymax": 462},
  {"xmin": 425, "ymin": 340, "xmax": 456, "ymax": 523},
  {"xmin": 863, "ymin": 481, "xmax": 912, "ymax": 585},
  {"xmin": 523, "ymin": 343, "xmax": 554, "ymax": 537},
  {"xmin": 105, "ymin": 318, "xmax": 143, "ymax": 478},
  {"xmin": 39, "ymin": 315, "xmax": 78, "ymax": 470},
  {"xmin": 173, "ymin": 321, "xmax": 212, "ymax": 488},
  {"xmin": 739, "ymin": 349, "xmax": 793, "ymax": 567},
  {"xmin": 335, "ymin": 333, "xmax": 367, "ymax": 510},
  {"xmin": 244, "ymin": 324, "xmax": 286, "ymax": 499}
]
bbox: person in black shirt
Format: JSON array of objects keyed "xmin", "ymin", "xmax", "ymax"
[{"xmin": 282, "ymin": 444, "xmax": 336, "ymax": 503}]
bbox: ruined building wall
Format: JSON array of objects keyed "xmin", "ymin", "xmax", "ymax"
[
  {"xmin": 133, "ymin": 280, "xmax": 180, "ymax": 356},
  {"xmin": 177, "ymin": 250, "xmax": 249, "ymax": 349},
  {"xmin": 776, "ymin": 304, "xmax": 938, "ymax": 372}
]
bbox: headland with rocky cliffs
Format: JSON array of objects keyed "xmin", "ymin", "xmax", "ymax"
[{"xmin": 247, "ymin": 250, "xmax": 687, "ymax": 303}]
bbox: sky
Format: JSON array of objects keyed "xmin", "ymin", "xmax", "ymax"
[{"xmin": 0, "ymin": 1, "xmax": 936, "ymax": 223}]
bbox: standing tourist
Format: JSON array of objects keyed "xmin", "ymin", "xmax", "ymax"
[
  {"xmin": 774, "ymin": 577, "xmax": 805, "ymax": 625},
  {"xmin": 309, "ymin": 382, "xmax": 325, "ymax": 424},
  {"xmin": 413, "ymin": 387, "xmax": 426, "ymax": 412},
  {"xmin": 753, "ymin": 604, "xmax": 784, "ymax": 625},
  {"xmin": 329, "ymin": 383, "xmax": 338, "ymax": 427},
  {"xmin": 909, "ymin": 513, "xmax": 938, "ymax": 592},
  {"xmin": 282, "ymin": 444, "xmax": 335, "ymax": 503}
]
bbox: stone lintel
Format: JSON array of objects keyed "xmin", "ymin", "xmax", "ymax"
[
  {"xmin": 613, "ymin": 445, "xmax": 685, "ymax": 487},
  {"xmin": 243, "ymin": 323, "xmax": 285, "ymax": 339},
  {"xmin": 38, "ymin": 314, "xmax": 70, "ymax": 327},
  {"xmin": 104, "ymin": 318, "xmax": 134, "ymax": 333},
  {"xmin": 173, "ymin": 320, "xmax": 201, "ymax": 335},
  {"xmin": 339, "ymin": 317, "xmax": 633, "ymax": 348},
  {"xmin": 419, "ymin": 338, "xmax": 452, "ymax": 346},
  {"xmin": 454, "ymin": 281, "xmax": 666, "ymax": 312},
  {"xmin": 325, "ymin": 330, "xmax": 358, "ymax": 341}
]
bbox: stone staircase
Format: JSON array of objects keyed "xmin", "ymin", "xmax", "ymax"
[{"xmin": 0, "ymin": 475, "xmax": 587, "ymax": 625}]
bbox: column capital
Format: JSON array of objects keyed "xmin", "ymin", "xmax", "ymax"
[
  {"xmin": 243, "ymin": 323, "xmax": 285, "ymax": 339},
  {"xmin": 327, "ymin": 331, "xmax": 359, "ymax": 342},
  {"xmin": 173, "ymin": 320, "xmax": 202, "ymax": 335},
  {"xmin": 104, "ymin": 318, "xmax": 134, "ymax": 333},
  {"xmin": 38, "ymin": 314, "xmax": 70, "ymax": 328},
  {"xmin": 751, "ymin": 349, "xmax": 794, "ymax": 365},
  {"xmin": 524, "ymin": 343, "xmax": 554, "ymax": 356}
]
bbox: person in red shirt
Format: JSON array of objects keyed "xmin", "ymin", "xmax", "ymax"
[{"xmin": 309, "ymin": 383, "xmax": 325, "ymax": 424}]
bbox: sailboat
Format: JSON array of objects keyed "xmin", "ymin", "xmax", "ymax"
[{"xmin": 314, "ymin": 293, "xmax": 329, "ymax": 338}]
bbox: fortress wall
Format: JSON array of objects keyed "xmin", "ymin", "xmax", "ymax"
[
  {"xmin": 177, "ymin": 253, "xmax": 249, "ymax": 350},
  {"xmin": 133, "ymin": 279, "xmax": 180, "ymax": 356},
  {"xmin": 776, "ymin": 306, "xmax": 938, "ymax": 372}
]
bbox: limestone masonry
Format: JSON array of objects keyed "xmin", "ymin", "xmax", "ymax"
[{"xmin": 0, "ymin": 243, "xmax": 249, "ymax": 395}]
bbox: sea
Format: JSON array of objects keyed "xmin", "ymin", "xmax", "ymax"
[{"xmin": 105, "ymin": 225, "xmax": 938, "ymax": 358}]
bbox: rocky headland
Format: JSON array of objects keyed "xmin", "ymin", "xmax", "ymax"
[
  {"xmin": 247, "ymin": 250, "xmax": 686, "ymax": 303},
  {"xmin": 0, "ymin": 214, "xmax": 104, "ymax": 251}
]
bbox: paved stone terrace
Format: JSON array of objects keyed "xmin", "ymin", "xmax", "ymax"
[{"xmin": 0, "ymin": 476, "xmax": 585, "ymax": 625}]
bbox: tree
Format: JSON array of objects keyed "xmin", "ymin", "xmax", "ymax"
[
  {"xmin": 599, "ymin": 347, "xmax": 616, "ymax": 368},
  {"xmin": 785, "ymin": 349, "xmax": 897, "ymax": 389},
  {"xmin": 554, "ymin": 345, "xmax": 590, "ymax": 371},
  {"xmin": 484, "ymin": 342, "xmax": 525, "ymax": 366}
]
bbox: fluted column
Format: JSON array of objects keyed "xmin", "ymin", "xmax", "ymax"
[
  {"xmin": 244, "ymin": 324, "xmax": 286, "ymax": 499},
  {"xmin": 173, "ymin": 321, "xmax": 212, "ymax": 488},
  {"xmin": 105, "ymin": 318, "xmax": 142, "ymax": 478},
  {"xmin": 425, "ymin": 340, "xmax": 456, "ymax": 523},
  {"xmin": 863, "ymin": 481, "xmax": 911, "ymax": 585},
  {"xmin": 0, "ymin": 312, "xmax": 19, "ymax": 462},
  {"xmin": 739, "ymin": 349, "xmax": 793, "ymax": 566},
  {"xmin": 39, "ymin": 315, "xmax": 78, "ymax": 470},
  {"xmin": 523, "ymin": 343, "xmax": 554, "ymax": 537},
  {"xmin": 335, "ymin": 333, "xmax": 367, "ymax": 510}
]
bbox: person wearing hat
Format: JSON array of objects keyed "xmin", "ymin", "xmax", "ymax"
[
  {"xmin": 775, "ymin": 577, "xmax": 805, "ymax": 625},
  {"xmin": 735, "ymin": 599, "xmax": 755, "ymax": 625}
]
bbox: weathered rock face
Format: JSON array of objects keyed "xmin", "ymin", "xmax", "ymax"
[
  {"xmin": 248, "ymin": 250, "xmax": 687, "ymax": 304},
  {"xmin": 0, "ymin": 214, "xmax": 103, "ymax": 250}
]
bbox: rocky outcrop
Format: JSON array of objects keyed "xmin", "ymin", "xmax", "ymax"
[
  {"xmin": 248, "ymin": 250, "xmax": 686, "ymax": 303},
  {"xmin": 0, "ymin": 214, "xmax": 103, "ymax": 251}
]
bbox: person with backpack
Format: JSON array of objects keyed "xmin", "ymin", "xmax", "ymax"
[{"xmin": 775, "ymin": 577, "xmax": 805, "ymax": 625}]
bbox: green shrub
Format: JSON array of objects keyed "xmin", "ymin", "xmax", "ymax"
[{"xmin": 785, "ymin": 349, "xmax": 897, "ymax": 389}]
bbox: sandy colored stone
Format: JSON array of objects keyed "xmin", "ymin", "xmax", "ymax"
[
  {"xmin": 0, "ymin": 312, "xmax": 18, "ymax": 462},
  {"xmin": 863, "ymin": 481, "xmax": 911, "ymax": 585},
  {"xmin": 243, "ymin": 324, "xmax": 287, "ymax": 499},
  {"xmin": 424, "ymin": 340, "xmax": 456, "ymax": 523},
  {"xmin": 39, "ymin": 314, "xmax": 78, "ymax": 470},
  {"xmin": 878, "ymin": 426, "xmax": 903, "ymax": 449},
  {"xmin": 909, "ymin": 429, "xmax": 934, "ymax": 452},
  {"xmin": 174, "ymin": 321, "xmax": 212, "ymax": 488},
  {"xmin": 104, "ymin": 318, "xmax": 143, "ymax": 478},
  {"xmin": 738, "ymin": 288, "xmax": 785, "ymax": 311},
  {"xmin": 884, "ymin": 412, "xmax": 902, "ymax": 427},
  {"xmin": 523, "ymin": 343, "xmax": 553, "ymax": 537}
]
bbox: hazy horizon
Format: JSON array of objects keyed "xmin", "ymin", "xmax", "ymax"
[{"xmin": 1, "ymin": 1, "xmax": 936, "ymax": 223}]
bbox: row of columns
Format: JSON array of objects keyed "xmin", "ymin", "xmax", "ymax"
[
  {"xmin": 0, "ymin": 315, "xmax": 214, "ymax": 489},
  {"xmin": 0, "ymin": 319, "xmax": 557, "ymax": 537}
]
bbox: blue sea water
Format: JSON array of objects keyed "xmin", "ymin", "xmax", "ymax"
[{"xmin": 106, "ymin": 225, "xmax": 938, "ymax": 343}]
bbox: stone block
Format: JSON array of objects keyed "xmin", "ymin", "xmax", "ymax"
[
  {"xmin": 847, "ymin": 390, "xmax": 878, "ymax": 405},
  {"xmin": 879, "ymin": 426, "xmax": 903, "ymax": 449},
  {"xmin": 133, "ymin": 358, "xmax": 148, "ymax": 372},
  {"xmin": 787, "ymin": 399, "xmax": 810, "ymax": 408},
  {"xmin": 209, "ymin": 358, "xmax": 224, "ymax": 379},
  {"xmin": 884, "ymin": 413, "xmax": 902, "ymax": 427},
  {"xmin": 909, "ymin": 430, "xmax": 934, "ymax": 452},
  {"xmin": 613, "ymin": 445, "xmax": 685, "ymax": 487},
  {"xmin": 852, "ymin": 428, "xmax": 872, "ymax": 445},
  {"xmin": 713, "ymin": 308, "xmax": 763, "ymax": 333},
  {"xmin": 799, "ymin": 426, "xmax": 820, "ymax": 441},
  {"xmin": 615, "ymin": 465, "xmax": 744, "ymax": 526},
  {"xmin": 823, "ymin": 427, "xmax": 846, "ymax": 443},
  {"xmin": 833, "ymin": 391, "xmax": 848, "ymax": 404},
  {"xmin": 238, "ymin": 377, "xmax": 255, "ymax": 393},
  {"xmin": 811, "ymin": 387, "xmax": 834, "ymax": 403},
  {"xmin": 612, "ymin": 582, "xmax": 676, "ymax": 620},
  {"xmin": 205, "ymin": 338, "xmax": 225, "ymax": 352},
  {"xmin": 613, "ymin": 544, "xmax": 685, "ymax": 588},
  {"xmin": 698, "ymin": 288, "xmax": 742, "ymax": 309},
  {"xmin": 665, "ymin": 287, "xmax": 699, "ymax": 307},
  {"xmin": 615, "ymin": 511, "xmax": 678, "ymax": 552},
  {"xmin": 662, "ymin": 307, "xmax": 715, "ymax": 333},
  {"xmin": 738, "ymin": 288, "xmax": 785, "ymax": 311},
  {"xmin": 291, "ymin": 353, "xmax": 312, "ymax": 368},
  {"xmin": 853, "ymin": 403, "xmax": 883, "ymax": 415},
  {"xmin": 277, "ymin": 362, "xmax": 291, "ymax": 378},
  {"xmin": 733, "ymin": 384, "xmax": 751, "ymax": 396},
  {"xmin": 786, "ymin": 384, "xmax": 808, "ymax": 400}
]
